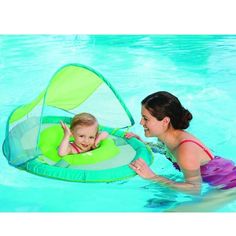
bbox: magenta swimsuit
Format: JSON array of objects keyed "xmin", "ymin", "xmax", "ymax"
[
  {"xmin": 70, "ymin": 142, "xmax": 82, "ymax": 154},
  {"xmin": 168, "ymin": 139, "xmax": 236, "ymax": 190}
]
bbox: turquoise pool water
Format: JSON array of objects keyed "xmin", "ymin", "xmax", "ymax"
[{"xmin": 1, "ymin": 35, "xmax": 236, "ymax": 212}]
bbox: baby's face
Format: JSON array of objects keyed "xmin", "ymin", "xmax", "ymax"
[{"xmin": 72, "ymin": 124, "xmax": 98, "ymax": 152}]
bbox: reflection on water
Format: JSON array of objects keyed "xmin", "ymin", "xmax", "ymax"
[
  {"xmin": 143, "ymin": 180, "xmax": 236, "ymax": 212},
  {"xmin": 167, "ymin": 188, "xmax": 236, "ymax": 212}
]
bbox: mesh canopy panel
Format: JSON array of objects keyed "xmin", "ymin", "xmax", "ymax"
[
  {"xmin": 3, "ymin": 64, "xmax": 134, "ymax": 166},
  {"xmin": 4, "ymin": 103, "xmax": 43, "ymax": 166}
]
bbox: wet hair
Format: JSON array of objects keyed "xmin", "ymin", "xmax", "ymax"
[
  {"xmin": 142, "ymin": 91, "xmax": 193, "ymax": 129},
  {"xmin": 70, "ymin": 112, "xmax": 98, "ymax": 130}
]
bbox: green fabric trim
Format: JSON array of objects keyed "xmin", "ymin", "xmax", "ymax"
[
  {"xmin": 24, "ymin": 159, "xmax": 137, "ymax": 183},
  {"xmin": 42, "ymin": 116, "xmax": 72, "ymax": 124}
]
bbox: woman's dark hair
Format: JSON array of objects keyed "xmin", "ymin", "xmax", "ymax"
[{"xmin": 142, "ymin": 91, "xmax": 193, "ymax": 129}]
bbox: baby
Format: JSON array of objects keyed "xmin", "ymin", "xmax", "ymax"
[{"xmin": 58, "ymin": 112, "xmax": 108, "ymax": 156}]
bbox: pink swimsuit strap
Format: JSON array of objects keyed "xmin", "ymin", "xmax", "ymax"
[
  {"xmin": 177, "ymin": 139, "xmax": 214, "ymax": 160},
  {"xmin": 70, "ymin": 142, "xmax": 81, "ymax": 154}
]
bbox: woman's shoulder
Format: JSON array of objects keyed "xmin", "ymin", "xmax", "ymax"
[
  {"xmin": 176, "ymin": 143, "xmax": 201, "ymax": 170},
  {"xmin": 177, "ymin": 131, "xmax": 205, "ymax": 149},
  {"xmin": 176, "ymin": 133, "xmax": 213, "ymax": 165},
  {"xmin": 178, "ymin": 132, "xmax": 209, "ymax": 152}
]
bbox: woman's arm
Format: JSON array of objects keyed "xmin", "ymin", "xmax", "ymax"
[
  {"xmin": 58, "ymin": 121, "xmax": 72, "ymax": 156},
  {"xmin": 130, "ymin": 154, "xmax": 202, "ymax": 195},
  {"xmin": 125, "ymin": 132, "xmax": 145, "ymax": 142}
]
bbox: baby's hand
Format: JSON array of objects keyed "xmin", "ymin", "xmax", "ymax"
[
  {"xmin": 125, "ymin": 132, "xmax": 143, "ymax": 142},
  {"xmin": 60, "ymin": 121, "xmax": 72, "ymax": 137},
  {"xmin": 93, "ymin": 131, "xmax": 108, "ymax": 148}
]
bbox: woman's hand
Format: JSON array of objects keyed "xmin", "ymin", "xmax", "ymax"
[
  {"xmin": 129, "ymin": 158, "xmax": 156, "ymax": 179},
  {"xmin": 60, "ymin": 121, "xmax": 72, "ymax": 137},
  {"xmin": 125, "ymin": 132, "xmax": 143, "ymax": 142}
]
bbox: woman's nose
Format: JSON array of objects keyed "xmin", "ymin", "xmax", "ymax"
[{"xmin": 140, "ymin": 118, "xmax": 144, "ymax": 125}]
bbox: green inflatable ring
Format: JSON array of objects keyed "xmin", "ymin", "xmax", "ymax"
[
  {"xmin": 22, "ymin": 118, "xmax": 154, "ymax": 183},
  {"xmin": 38, "ymin": 125, "xmax": 120, "ymax": 165}
]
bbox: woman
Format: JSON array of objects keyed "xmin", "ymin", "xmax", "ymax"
[{"xmin": 126, "ymin": 91, "xmax": 236, "ymax": 195}]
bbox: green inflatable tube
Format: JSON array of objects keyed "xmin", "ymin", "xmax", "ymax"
[
  {"xmin": 22, "ymin": 119, "xmax": 153, "ymax": 183},
  {"xmin": 38, "ymin": 124, "xmax": 120, "ymax": 165}
]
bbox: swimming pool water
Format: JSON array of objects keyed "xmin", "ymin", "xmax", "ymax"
[{"xmin": 1, "ymin": 35, "xmax": 236, "ymax": 212}]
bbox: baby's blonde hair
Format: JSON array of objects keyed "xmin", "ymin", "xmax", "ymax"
[{"xmin": 70, "ymin": 113, "xmax": 98, "ymax": 130}]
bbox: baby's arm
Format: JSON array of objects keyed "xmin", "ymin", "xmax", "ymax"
[
  {"xmin": 58, "ymin": 121, "xmax": 72, "ymax": 156},
  {"xmin": 94, "ymin": 131, "xmax": 109, "ymax": 148}
]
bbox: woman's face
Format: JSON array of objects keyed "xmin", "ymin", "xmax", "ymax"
[{"xmin": 140, "ymin": 105, "xmax": 167, "ymax": 137}]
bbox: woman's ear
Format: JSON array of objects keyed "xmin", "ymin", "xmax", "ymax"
[{"xmin": 162, "ymin": 116, "xmax": 170, "ymax": 127}]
